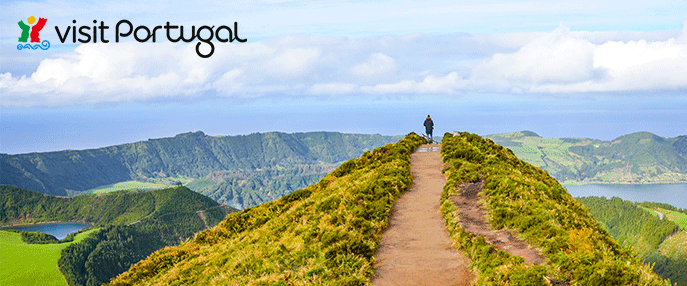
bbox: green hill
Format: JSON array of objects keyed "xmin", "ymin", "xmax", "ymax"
[
  {"xmin": 440, "ymin": 132, "xmax": 668, "ymax": 285},
  {"xmin": 0, "ymin": 185, "xmax": 237, "ymax": 286},
  {"xmin": 1, "ymin": 131, "xmax": 402, "ymax": 207},
  {"xmin": 108, "ymin": 133, "xmax": 424, "ymax": 285},
  {"xmin": 576, "ymin": 196, "xmax": 686, "ymax": 285},
  {"xmin": 486, "ymin": 131, "xmax": 687, "ymax": 184},
  {"xmin": 108, "ymin": 132, "xmax": 667, "ymax": 285}
]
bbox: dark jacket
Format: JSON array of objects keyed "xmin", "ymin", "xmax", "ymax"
[{"xmin": 424, "ymin": 118, "xmax": 434, "ymax": 133}]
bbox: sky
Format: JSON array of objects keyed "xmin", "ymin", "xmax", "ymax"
[{"xmin": 1, "ymin": 0, "xmax": 686, "ymax": 154}]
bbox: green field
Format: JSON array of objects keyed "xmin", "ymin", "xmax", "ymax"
[
  {"xmin": 658, "ymin": 208, "xmax": 687, "ymax": 230},
  {"xmin": 639, "ymin": 206, "xmax": 661, "ymax": 218},
  {"xmin": 82, "ymin": 181, "xmax": 170, "ymax": 194},
  {"xmin": 69, "ymin": 177, "xmax": 197, "ymax": 196},
  {"xmin": 638, "ymin": 206, "xmax": 687, "ymax": 231},
  {"xmin": 0, "ymin": 229, "xmax": 99, "ymax": 286}
]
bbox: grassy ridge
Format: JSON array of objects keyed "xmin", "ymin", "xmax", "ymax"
[
  {"xmin": 0, "ymin": 228, "xmax": 99, "ymax": 286},
  {"xmin": 108, "ymin": 133, "xmax": 425, "ymax": 285},
  {"xmin": 440, "ymin": 132, "xmax": 668, "ymax": 285}
]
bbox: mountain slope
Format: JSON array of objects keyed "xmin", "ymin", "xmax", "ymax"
[
  {"xmin": 486, "ymin": 131, "xmax": 687, "ymax": 184},
  {"xmin": 111, "ymin": 132, "xmax": 668, "ymax": 285},
  {"xmin": 108, "ymin": 133, "xmax": 425, "ymax": 285},
  {"xmin": 1, "ymin": 131, "xmax": 402, "ymax": 207}
]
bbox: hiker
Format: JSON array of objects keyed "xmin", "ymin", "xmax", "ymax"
[{"xmin": 424, "ymin": 115, "xmax": 434, "ymax": 141}]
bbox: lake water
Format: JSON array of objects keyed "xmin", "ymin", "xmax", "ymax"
[
  {"xmin": 564, "ymin": 183, "xmax": 687, "ymax": 210},
  {"xmin": 4, "ymin": 222, "xmax": 91, "ymax": 240}
]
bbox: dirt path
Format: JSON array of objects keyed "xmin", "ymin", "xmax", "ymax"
[
  {"xmin": 449, "ymin": 181, "xmax": 544, "ymax": 264},
  {"xmin": 372, "ymin": 144, "xmax": 474, "ymax": 286}
]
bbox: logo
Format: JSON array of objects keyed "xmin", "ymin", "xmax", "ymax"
[
  {"xmin": 53, "ymin": 20, "xmax": 246, "ymax": 58},
  {"xmin": 15, "ymin": 16, "xmax": 245, "ymax": 57},
  {"xmin": 17, "ymin": 16, "xmax": 50, "ymax": 50}
]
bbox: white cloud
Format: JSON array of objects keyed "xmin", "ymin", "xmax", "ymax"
[
  {"xmin": 265, "ymin": 47, "xmax": 321, "ymax": 76},
  {"xmin": 361, "ymin": 72, "xmax": 467, "ymax": 94},
  {"xmin": 212, "ymin": 69, "xmax": 244, "ymax": 95},
  {"xmin": 471, "ymin": 25, "xmax": 687, "ymax": 93},
  {"xmin": 350, "ymin": 53, "xmax": 396, "ymax": 77},
  {"xmin": 309, "ymin": 83, "xmax": 357, "ymax": 95},
  {"xmin": 2, "ymin": 23, "xmax": 687, "ymax": 107},
  {"xmin": 472, "ymin": 27, "xmax": 599, "ymax": 85}
]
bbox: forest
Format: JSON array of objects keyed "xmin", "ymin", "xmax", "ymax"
[{"xmin": 577, "ymin": 196, "xmax": 687, "ymax": 285}]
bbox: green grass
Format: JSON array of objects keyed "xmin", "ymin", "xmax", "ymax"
[
  {"xmin": 656, "ymin": 231, "xmax": 687, "ymax": 285},
  {"xmin": 85, "ymin": 181, "xmax": 170, "ymax": 194},
  {"xmin": 659, "ymin": 209, "xmax": 687, "ymax": 230},
  {"xmin": 638, "ymin": 206, "xmax": 661, "ymax": 218},
  {"xmin": 67, "ymin": 177, "xmax": 196, "ymax": 196},
  {"xmin": 0, "ymin": 228, "xmax": 99, "ymax": 286},
  {"xmin": 638, "ymin": 206, "xmax": 687, "ymax": 231},
  {"xmin": 659, "ymin": 231, "xmax": 687, "ymax": 259}
]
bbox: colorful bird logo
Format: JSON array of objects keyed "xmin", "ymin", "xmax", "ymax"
[{"xmin": 17, "ymin": 16, "xmax": 50, "ymax": 50}]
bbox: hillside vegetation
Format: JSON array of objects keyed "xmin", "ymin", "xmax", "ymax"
[
  {"xmin": 108, "ymin": 133, "xmax": 425, "ymax": 285},
  {"xmin": 0, "ymin": 185, "xmax": 236, "ymax": 286},
  {"xmin": 2, "ymin": 131, "xmax": 401, "ymax": 207},
  {"xmin": 577, "ymin": 197, "xmax": 686, "ymax": 285},
  {"xmin": 486, "ymin": 131, "xmax": 687, "ymax": 184},
  {"xmin": 109, "ymin": 132, "xmax": 672, "ymax": 285},
  {"xmin": 440, "ymin": 132, "xmax": 668, "ymax": 285},
  {"xmin": 2, "ymin": 185, "xmax": 155, "ymax": 226}
]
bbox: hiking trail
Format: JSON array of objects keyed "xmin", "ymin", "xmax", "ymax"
[
  {"xmin": 449, "ymin": 181, "xmax": 544, "ymax": 264},
  {"xmin": 372, "ymin": 144, "xmax": 474, "ymax": 286}
]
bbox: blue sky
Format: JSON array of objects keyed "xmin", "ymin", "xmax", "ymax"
[{"xmin": 1, "ymin": 0, "xmax": 686, "ymax": 154}]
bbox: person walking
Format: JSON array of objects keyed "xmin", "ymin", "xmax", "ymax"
[{"xmin": 424, "ymin": 115, "xmax": 434, "ymax": 141}]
